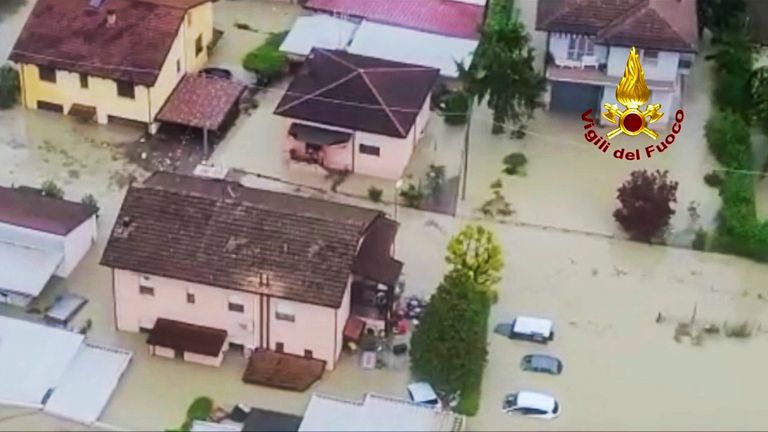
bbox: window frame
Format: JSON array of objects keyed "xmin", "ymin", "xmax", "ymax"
[
  {"xmin": 38, "ymin": 66, "xmax": 57, "ymax": 83},
  {"xmin": 275, "ymin": 311, "xmax": 296, "ymax": 322},
  {"xmin": 139, "ymin": 285, "xmax": 155, "ymax": 296},
  {"xmin": 79, "ymin": 73, "xmax": 89, "ymax": 89},
  {"xmin": 116, "ymin": 80, "xmax": 135, "ymax": 99},
  {"xmin": 359, "ymin": 143, "xmax": 380, "ymax": 157},
  {"xmin": 228, "ymin": 301, "xmax": 245, "ymax": 313},
  {"xmin": 186, "ymin": 290, "xmax": 195, "ymax": 304},
  {"xmin": 566, "ymin": 35, "xmax": 594, "ymax": 61}
]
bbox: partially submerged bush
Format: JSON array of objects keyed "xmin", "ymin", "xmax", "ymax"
[
  {"xmin": 703, "ymin": 171, "xmax": 724, "ymax": 188},
  {"xmin": 81, "ymin": 193, "xmax": 100, "ymax": 214},
  {"xmin": 425, "ymin": 164, "xmax": 446, "ymax": 196},
  {"xmin": 692, "ymin": 228, "xmax": 708, "ymax": 251},
  {"xmin": 242, "ymin": 31, "xmax": 289, "ymax": 81},
  {"xmin": 367, "ymin": 186, "xmax": 383, "ymax": 203},
  {"xmin": 0, "ymin": 64, "xmax": 20, "ymax": 109},
  {"xmin": 399, "ymin": 183, "xmax": 424, "ymax": 208},
  {"xmin": 502, "ymin": 152, "xmax": 527, "ymax": 175},
  {"xmin": 724, "ymin": 321, "xmax": 753, "ymax": 338},
  {"xmin": 40, "ymin": 180, "xmax": 64, "ymax": 199},
  {"xmin": 443, "ymin": 91, "xmax": 470, "ymax": 125}
]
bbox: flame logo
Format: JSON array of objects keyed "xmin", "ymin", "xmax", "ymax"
[{"xmin": 616, "ymin": 47, "xmax": 650, "ymax": 109}]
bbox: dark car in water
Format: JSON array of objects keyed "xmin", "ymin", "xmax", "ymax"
[{"xmin": 520, "ymin": 354, "xmax": 563, "ymax": 375}]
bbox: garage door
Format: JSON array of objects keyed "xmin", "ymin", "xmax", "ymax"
[{"xmin": 550, "ymin": 82, "xmax": 602, "ymax": 113}]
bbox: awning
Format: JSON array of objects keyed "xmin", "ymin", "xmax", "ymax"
[
  {"xmin": 0, "ymin": 240, "xmax": 62, "ymax": 299},
  {"xmin": 147, "ymin": 318, "xmax": 227, "ymax": 357},
  {"xmin": 344, "ymin": 316, "xmax": 366, "ymax": 342},
  {"xmin": 156, "ymin": 74, "xmax": 247, "ymax": 131},
  {"xmin": 288, "ymin": 123, "xmax": 351, "ymax": 146},
  {"xmin": 352, "ymin": 217, "xmax": 403, "ymax": 287},
  {"xmin": 67, "ymin": 104, "xmax": 97, "ymax": 120},
  {"xmin": 242, "ymin": 350, "xmax": 325, "ymax": 391}
]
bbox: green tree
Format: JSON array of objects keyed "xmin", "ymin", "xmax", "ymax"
[
  {"xmin": 446, "ymin": 224, "xmax": 504, "ymax": 299},
  {"xmin": 706, "ymin": 26, "xmax": 755, "ymax": 120},
  {"xmin": 464, "ymin": 0, "xmax": 545, "ymax": 134},
  {"xmin": 704, "ymin": 109, "xmax": 752, "ymax": 169},
  {"xmin": 0, "ymin": 64, "xmax": 20, "ymax": 109},
  {"xmin": 613, "ymin": 170, "xmax": 679, "ymax": 242},
  {"xmin": 698, "ymin": 0, "xmax": 747, "ymax": 40}
]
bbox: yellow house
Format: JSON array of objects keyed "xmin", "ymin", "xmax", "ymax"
[{"xmin": 9, "ymin": 0, "xmax": 214, "ymax": 132}]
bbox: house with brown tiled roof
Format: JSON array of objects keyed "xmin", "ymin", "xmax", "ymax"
[
  {"xmin": 274, "ymin": 48, "xmax": 439, "ymax": 180},
  {"xmin": 9, "ymin": 0, "xmax": 214, "ymax": 131},
  {"xmin": 536, "ymin": 0, "xmax": 698, "ymax": 123},
  {"xmin": 101, "ymin": 172, "xmax": 402, "ymax": 371}
]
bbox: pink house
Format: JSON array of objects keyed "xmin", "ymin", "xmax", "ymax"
[
  {"xmin": 101, "ymin": 172, "xmax": 402, "ymax": 370},
  {"xmin": 274, "ymin": 49, "xmax": 439, "ymax": 180}
]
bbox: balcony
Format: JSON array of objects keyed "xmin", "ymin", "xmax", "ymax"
[{"xmin": 546, "ymin": 61, "xmax": 675, "ymax": 92}]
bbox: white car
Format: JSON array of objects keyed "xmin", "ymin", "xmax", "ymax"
[
  {"xmin": 494, "ymin": 316, "xmax": 554, "ymax": 344},
  {"xmin": 502, "ymin": 391, "xmax": 561, "ymax": 419},
  {"xmin": 407, "ymin": 382, "xmax": 442, "ymax": 409}
]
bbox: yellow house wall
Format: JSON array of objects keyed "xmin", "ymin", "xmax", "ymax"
[{"xmin": 17, "ymin": 1, "xmax": 214, "ymax": 127}]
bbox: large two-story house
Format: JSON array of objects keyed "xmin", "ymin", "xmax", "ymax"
[
  {"xmin": 536, "ymin": 0, "xmax": 698, "ymax": 124},
  {"xmin": 9, "ymin": 0, "xmax": 214, "ymax": 131},
  {"xmin": 101, "ymin": 172, "xmax": 403, "ymax": 370}
]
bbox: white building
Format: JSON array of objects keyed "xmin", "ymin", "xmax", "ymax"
[
  {"xmin": 0, "ymin": 186, "xmax": 97, "ymax": 307},
  {"xmin": 536, "ymin": 0, "xmax": 698, "ymax": 124}
]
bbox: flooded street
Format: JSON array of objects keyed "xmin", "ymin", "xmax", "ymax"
[{"xmin": 1, "ymin": 0, "xmax": 767, "ymax": 431}]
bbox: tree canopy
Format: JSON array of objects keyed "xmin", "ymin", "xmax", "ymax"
[
  {"xmin": 613, "ymin": 170, "xmax": 679, "ymax": 242},
  {"xmin": 445, "ymin": 224, "xmax": 504, "ymax": 299}
]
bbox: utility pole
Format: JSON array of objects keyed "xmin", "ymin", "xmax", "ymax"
[{"xmin": 461, "ymin": 100, "xmax": 474, "ymax": 201}]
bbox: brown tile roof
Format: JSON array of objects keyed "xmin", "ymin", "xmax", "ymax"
[
  {"xmin": 274, "ymin": 49, "xmax": 440, "ymax": 138},
  {"xmin": 536, "ymin": 0, "xmax": 698, "ymax": 53},
  {"xmin": 147, "ymin": 318, "xmax": 227, "ymax": 357},
  {"xmin": 352, "ymin": 217, "xmax": 402, "ymax": 287},
  {"xmin": 0, "ymin": 186, "xmax": 96, "ymax": 236},
  {"xmin": 242, "ymin": 350, "xmax": 326, "ymax": 391},
  {"xmin": 101, "ymin": 172, "xmax": 393, "ymax": 308},
  {"xmin": 9, "ymin": 0, "xmax": 209, "ymax": 86},
  {"xmin": 156, "ymin": 74, "xmax": 247, "ymax": 130}
]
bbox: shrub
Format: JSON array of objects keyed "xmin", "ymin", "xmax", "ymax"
[
  {"xmin": 692, "ymin": 228, "xmax": 708, "ymax": 251},
  {"xmin": 399, "ymin": 183, "xmax": 424, "ymax": 208},
  {"xmin": 424, "ymin": 164, "xmax": 446, "ymax": 196},
  {"xmin": 242, "ymin": 32, "xmax": 289, "ymax": 81},
  {"xmin": 703, "ymin": 171, "xmax": 724, "ymax": 188},
  {"xmin": 704, "ymin": 109, "xmax": 752, "ymax": 169},
  {"xmin": 443, "ymin": 91, "xmax": 470, "ymax": 125},
  {"xmin": 502, "ymin": 152, "xmax": 527, "ymax": 175},
  {"xmin": 712, "ymin": 173, "xmax": 768, "ymax": 261},
  {"xmin": 40, "ymin": 180, "xmax": 64, "ymax": 199},
  {"xmin": 367, "ymin": 186, "xmax": 383, "ymax": 203},
  {"xmin": 613, "ymin": 170, "xmax": 679, "ymax": 242},
  {"xmin": 724, "ymin": 321, "xmax": 753, "ymax": 338},
  {"xmin": 0, "ymin": 64, "xmax": 20, "ymax": 109},
  {"xmin": 186, "ymin": 397, "xmax": 213, "ymax": 421},
  {"xmin": 81, "ymin": 194, "xmax": 100, "ymax": 214},
  {"xmin": 430, "ymin": 81, "xmax": 449, "ymax": 110}
]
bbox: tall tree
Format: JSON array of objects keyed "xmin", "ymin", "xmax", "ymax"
[
  {"xmin": 613, "ymin": 170, "xmax": 679, "ymax": 242},
  {"xmin": 698, "ymin": 0, "xmax": 747, "ymax": 40},
  {"xmin": 445, "ymin": 224, "xmax": 504, "ymax": 300},
  {"xmin": 466, "ymin": 0, "xmax": 546, "ymax": 135}
]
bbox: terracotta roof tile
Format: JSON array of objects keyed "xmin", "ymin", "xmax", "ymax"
[
  {"xmin": 0, "ymin": 186, "xmax": 96, "ymax": 235},
  {"xmin": 101, "ymin": 172, "xmax": 392, "ymax": 308},
  {"xmin": 9, "ymin": 0, "xmax": 209, "ymax": 86},
  {"xmin": 156, "ymin": 74, "xmax": 247, "ymax": 130},
  {"xmin": 274, "ymin": 49, "xmax": 439, "ymax": 138},
  {"xmin": 536, "ymin": 0, "xmax": 698, "ymax": 53},
  {"xmin": 304, "ymin": 0, "xmax": 486, "ymax": 39}
]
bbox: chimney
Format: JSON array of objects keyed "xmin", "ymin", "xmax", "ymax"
[{"xmin": 106, "ymin": 9, "xmax": 116, "ymax": 26}]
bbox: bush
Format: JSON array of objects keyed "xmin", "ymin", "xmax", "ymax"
[
  {"xmin": 399, "ymin": 183, "xmax": 424, "ymax": 208},
  {"xmin": 0, "ymin": 64, "xmax": 20, "ymax": 109},
  {"xmin": 705, "ymin": 109, "xmax": 752, "ymax": 169},
  {"xmin": 692, "ymin": 228, "xmax": 708, "ymax": 251},
  {"xmin": 442, "ymin": 91, "xmax": 470, "ymax": 125},
  {"xmin": 187, "ymin": 397, "xmax": 213, "ymax": 421},
  {"xmin": 712, "ymin": 173, "xmax": 768, "ymax": 261},
  {"xmin": 81, "ymin": 193, "xmax": 100, "ymax": 214},
  {"xmin": 40, "ymin": 180, "xmax": 64, "ymax": 199},
  {"xmin": 703, "ymin": 171, "xmax": 724, "ymax": 188},
  {"xmin": 613, "ymin": 170, "xmax": 679, "ymax": 242},
  {"xmin": 502, "ymin": 152, "xmax": 527, "ymax": 175},
  {"xmin": 724, "ymin": 321, "xmax": 753, "ymax": 338},
  {"xmin": 367, "ymin": 186, "xmax": 383, "ymax": 203},
  {"xmin": 242, "ymin": 32, "xmax": 289, "ymax": 81},
  {"xmin": 424, "ymin": 164, "xmax": 446, "ymax": 196}
]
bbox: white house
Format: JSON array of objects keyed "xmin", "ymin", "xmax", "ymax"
[
  {"xmin": 0, "ymin": 186, "xmax": 97, "ymax": 307},
  {"xmin": 536, "ymin": 0, "xmax": 698, "ymax": 124}
]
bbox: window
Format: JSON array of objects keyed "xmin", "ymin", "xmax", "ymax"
[
  {"xmin": 359, "ymin": 143, "xmax": 380, "ymax": 157},
  {"xmin": 643, "ymin": 50, "xmax": 659, "ymax": 67},
  {"xmin": 275, "ymin": 342, "xmax": 284, "ymax": 353},
  {"xmin": 116, "ymin": 80, "xmax": 135, "ymax": 99},
  {"xmin": 38, "ymin": 66, "xmax": 56, "ymax": 83},
  {"xmin": 566, "ymin": 35, "xmax": 595, "ymax": 61},
  {"xmin": 186, "ymin": 290, "xmax": 195, "ymax": 304},
  {"xmin": 304, "ymin": 349, "xmax": 313, "ymax": 359},
  {"xmin": 176, "ymin": 59, "xmax": 181, "ymax": 74},
  {"xmin": 139, "ymin": 285, "xmax": 155, "ymax": 296},
  {"xmin": 228, "ymin": 301, "xmax": 244, "ymax": 313},
  {"xmin": 79, "ymin": 73, "xmax": 89, "ymax": 89},
  {"xmin": 275, "ymin": 301, "xmax": 295, "ymax": 322},
  {"xmin": 275, "ymin": 311, "xmax": 295, "ymax": 322},
  {"xmin": 195, "ymin": 35, "xmax": 203, "ymax": 57},
  {"xmin": 678, "ymin": 55, "xmax": 693, "ymax": 70}
]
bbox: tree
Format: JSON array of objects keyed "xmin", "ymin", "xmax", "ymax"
[
  {"xmin": 698, "ymin": 0, "xmax": 747, "ymax": 40},
  {"xmin": 613, "ymin": 170, "xmax": 679, "ymax": 242},
  {"xmin": 445, "ymin": 224, "xmax": 503, "ymax": 298},
  {"xmin": 704, "ymin": 109, "xmax": 752, "ymax": 169},
  {"xmin": 705, "ymin": 24, "xmax": 755, "ymax": 121},
  {"xmin": 0, "ymin": 64, "xmax": 20, "ymax": 109},
  {"xmin": 409, "ymin": 270, "xmax": 490, "ymax": 410},
  {"xmin": 464, "ymin": 0, "xmax": 546, "ymax": 134}
]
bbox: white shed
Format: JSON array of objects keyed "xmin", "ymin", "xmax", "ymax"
[{"xmin": 0, "ymin": 186, "xmax": 97, "ymax": 306}]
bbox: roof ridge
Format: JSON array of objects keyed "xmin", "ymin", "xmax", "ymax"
[
  {"xmin": 358, "ymin": 70, "xmax": 407, "ymax": 136},
  {"xmin": 319, "ymin": 48, "xmax": 362, "ymax": 72},
  {"xmin": 273, "ymin": 53, "xmax": 361, "ymax": 114},
  {"xmin": 538, "ymin": 0, "xmax": 582, "ymax": 29},
  {"xmin": 596, "ymin": 0, "xmax": 650, "ymax": 40}
]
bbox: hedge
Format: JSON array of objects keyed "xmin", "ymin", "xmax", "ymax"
[{"xmin": 704, "ymin": 109, "xmax": 752, "ymax": 170}]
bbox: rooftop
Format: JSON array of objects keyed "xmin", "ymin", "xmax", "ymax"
[
  {"xmin": 101, "ymin": 172, "xmax": 394, "ymax": 308},
  {"xmin": 156, "ymin": 74, "xmax": 247, "ymax": 130},
  {"xmin": 536, "ymin": 0, "xmax": 698, "ymax": 53},
  {"xmin": 0, "ymin": 185, "xmax": 96, "ymax": 235},
  {"xmin": 274, "ymin": 49, "xmax": 439, "ymax": 138},
  {"xmin": 304, "ymin": 0, "xmax": 486, "ymax": 40},
  {"xmin": 9, "ymin": 0, "xmax": 210, "ymax": 86}
]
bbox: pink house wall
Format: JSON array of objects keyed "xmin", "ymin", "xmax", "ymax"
[{"xmin": 283, "ymin": 119, "xmax": 354, "ymax": 172}]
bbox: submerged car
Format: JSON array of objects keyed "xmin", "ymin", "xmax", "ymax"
[
  {"xmin": 494, "ymin": 316, "xmax": 554, "ymax": 344},
  {"xmin": 520, "ymin": 354, "xmax": 563, "ymax": 375},
  {"xmin": 407, "ymin": 382, "xmax": 442, "ymax": 409},
  {"xmin": 502, "ymin": 391, "xmax": 561, "ymax": 419}
]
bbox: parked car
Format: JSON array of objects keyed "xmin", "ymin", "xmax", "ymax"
[
  {"xmin": 502, "ymin": 391, "xmax": 561, "ymax": 419},
  {"xmin": 494, "ymin": 316, "xmax": 554, "ymax": 344},
  {"xmin": 520, "ymin": 354, "xmax": 563, "ymax": 375},
  {"xmin": 407, "ymin": 382, "xmax": 441, "ymax": 409},
  {"xmin": 200, "ymin": 67, "xmax": 233, "ymax": 80}
]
